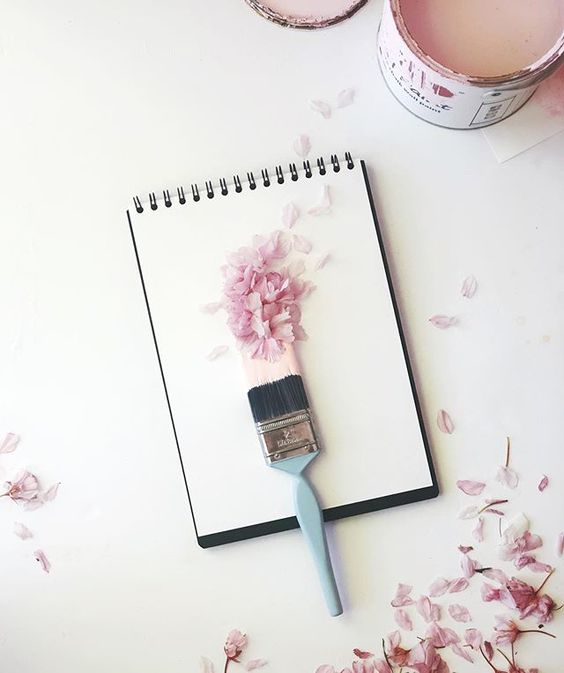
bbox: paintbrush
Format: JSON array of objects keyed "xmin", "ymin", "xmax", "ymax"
[{"xmin": 244, "ymin": 345, "xmax": 343, "ymax": 616}]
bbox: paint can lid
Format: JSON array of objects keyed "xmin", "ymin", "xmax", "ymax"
[{"xmin": 244, "ymin": 0, "xmax": 367, "ymax": 29}]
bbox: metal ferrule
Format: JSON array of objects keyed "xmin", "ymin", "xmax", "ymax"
[{"xmin": 256, "ymin": 409, "xmax": 319, "ymax": 465}]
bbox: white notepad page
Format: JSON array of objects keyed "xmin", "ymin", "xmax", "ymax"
[{"xmin": 128, "ymin": 159, "xmax": 435, "ymax": 541}]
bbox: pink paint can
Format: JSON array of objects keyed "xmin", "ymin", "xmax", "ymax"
[{"xmin": 377, "ymin": 0, "xmax": 564, "ymax": 129}]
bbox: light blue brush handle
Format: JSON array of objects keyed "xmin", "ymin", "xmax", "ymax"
[{"xmin": 274, "ymin": 454, "xmax": 343, "ymax": 616}]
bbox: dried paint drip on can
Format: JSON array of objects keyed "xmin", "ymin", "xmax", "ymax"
[{"xmin": 377, "ymin": 0, "xmax": 564, "ymax": 128}]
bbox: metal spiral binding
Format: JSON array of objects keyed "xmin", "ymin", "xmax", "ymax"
[{"xmin": 131, "ymin": 153, "xmax": 354, "ymax": 213}]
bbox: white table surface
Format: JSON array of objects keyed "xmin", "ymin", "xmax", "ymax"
[{"xmin": 1, "ymin": 1, "xmax": 563, "ymax": 671}]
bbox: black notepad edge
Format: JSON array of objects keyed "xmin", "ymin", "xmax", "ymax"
[{"xmin": 126, "ymin": 157, "xmax": 439, "ymax": 550}]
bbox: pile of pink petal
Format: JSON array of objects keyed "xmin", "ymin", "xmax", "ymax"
[
  {"xmin": 315, "ymin": 446, "xmax": 561, "ymax": 673},
  {"xmin": 1, "ymin": 432, "xmax": 59, "ymax": 573},
  {"xmin": 221, "ymin": 231, "xmax": 315, "ymax": 362}
]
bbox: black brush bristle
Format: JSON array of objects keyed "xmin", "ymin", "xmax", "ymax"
[{"xmin": 247, "ymin": 374, "xmax": 309, "ymax": 423}]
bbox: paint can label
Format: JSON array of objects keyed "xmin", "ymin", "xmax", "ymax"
[{"xmin": 377, "ymin": 0, "xmax": 538, "ymax": 129}]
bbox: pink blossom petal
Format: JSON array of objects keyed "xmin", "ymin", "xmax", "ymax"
[
  {"xmin": 457, "ymin": 480, "xmax": 486, "ymax": 496},
  {"xmin": 292, "ymin": 234, "xmax": 312, "ymax": 254},
  {"xmin": 429, "ymin": 315, "xmax": 458, "ymax": 329},
  {"xmin": 224, "ymin": 629, "xmax": 247, "ymax": 659},
  {"xmin": 482, "ymin": 569, "xmax": 509, "ymax": 584},
  {"xmin": 394, "ymin": 609, "xmax": 413, "ymax": 631},
  {"xmin": 246, "ymin": 660, "xmax": 267, "ymax": 671},
  {"xmin": 502, "ymin": 513, "xmax": 529, "ymax": 543},
  {"xmin": 426, "ymin": 622, "xmax": 460, "ymax": 647},
  {"xmin": 200, "ymin": 302, "xmax": 222, "ymax": 314},
  {"xmin": 485, "ymin": 508, "xmax": 505, "ymax": 516},
  {"xmin": 4, "ymin": 470, "xmax": 41, "ymax": 504},
  {"xmin": 458, "ymin": 505, "xmax": 479, "ymax": 520},
  {"xmin": 373, "ymin": 662, "xmax": 392, "ymax": 673},
  {"xmin": 336, "ymin": 88, "xmax": 355, "ymax": 108},
  {"xmin": 458, "ymin": 545, "xmax": 473, "ymax": 554},
  {"xmin": 43, "ymin": 483, "xmax": 60, "ymax": 502},
  {"xmin": 464, "ymin": 628, "xmax": 483, "ymax": 650},
  {"xmin": 460, "ymin": 554, "xmax": 477, "ymax": 578},
  {"xmin": 538, "ymin": 475, "xmax": 549, "ymax": 492},
  {"xmin": 391, "ymin": 583, "xmax": 415, "ymax": 607},
  {"xmin": 529, "ymin": 561, "xmax": 553, "ymax": 573},
  {"xmin": 282, "ymin": 202, "xmax": 300, "ymax": 229},
  {"xmin": 23, "ymin": 498, "xmax": 45, "ymax": 511},
  {"xmin": 416, "ymin": 596, "xmax": 433, "ymax": 623},
  {"xmin": 314, "ymin": 253, "xmax": 331, "ymax": 271},
  {"xmin": 293, "ymin": 134, "xmax": 311, "ymax": 158},
  {"xmin": 481, "ymin": 582, "xmax": 502, "ymax": 603},
  {"xmin": 310, "ymin": 99, "xmax": 331, "ymax": 119},
  {"xmin": 429, "ymin": 577, "xmax": 450, "ymax": 597},
  {"xmin": 0, "ymin": 432, "xmax": 20, "ymax": 454},
  {"xmin": 394, "ymin": 583, "xmax": 413, "ymax": 597},
  {"xmin": 390, "ymin": 595, "xmax": 414, "ymax": 607},
  {"xmin": 200, "ymin": 657, "xmax": 215, "ymax": 673},
  {"xmin": 448, "ymin": 604, "xmax": 472, "ymax": 622},
  {"xmin": 472, "ymin": 517, "xmax": 484, "ymax": 542},
  {"xmin": 496, "ymin": 465, "xmax": 519, "ymax": 489},
  {"xmin": 436, "ymin": 409, "xmax": 454, "ymax": 434},
  {"xmin": 390, "ymin": 596, "xmax": 415, "ymax": 608},
  {"xmin": 13, "ymin": 522, "xmax": 33, "ymax": 540},
  {"xmin": 34, "ymin": 549, "xmax": 51, "ymax": 573},
  {"xmin": 386, "ymin": 631, "xmax": 401, "ymax": 650},
  {"xmin": 448, "ymin": 578, "xmax": 469, "ymax": 593},
  {"xmin": 353, "ymin": 649, "xmax": 374, "ymax": 660},
  {"xmin": 308, "ymin": 185, "xmax": 331, "ymax": 216},
  {"xmin": 315, "ymin": 667, "xmax": 336, "ymax": 673},
  {"xmin": 461, "ymin": 275, "xmax": 478, "ymax": 299},
  {"xmin": 484, "ymin": 641, "xmax": 494, "ymax": 660},
  {"xmin": 450, "ymin": 643, "xmax": 473, "ymax": 662},
  {"xmin": 557, "ymin": 532, "xmax": 564, "ymax": 557},
  {"xmin": 206, "ymin": 345, "xmax": 229, "ymax": 361},
  {"xmin": 514, "ymin": 553, "xmax": 536, "ymax": 569},
  {"xmin": 288, "ymin": 260, "xmax": 306, "ymax": 277}
]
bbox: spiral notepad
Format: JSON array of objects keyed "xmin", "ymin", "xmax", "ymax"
[{"xmin": 127, "ymin": 153, "xmax": 437, "ymax": 548}]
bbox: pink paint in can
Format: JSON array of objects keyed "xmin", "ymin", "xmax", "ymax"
[{"xmin": 377, "ymin": 0, "xmax": 564, "ymax": 128}]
